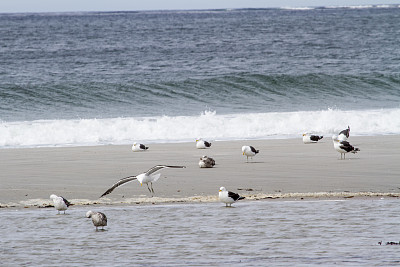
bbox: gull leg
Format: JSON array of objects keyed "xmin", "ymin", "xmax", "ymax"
[
  {"xmin": 146, "ymin": 183, "xmax": 152, "ymax": 193},
  {"xmin": 150, "ymin": 182, "xmax": 155, "ymax": 194}
]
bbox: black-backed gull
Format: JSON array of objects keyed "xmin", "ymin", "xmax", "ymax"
[
  {"xmin": 100, "ymin": 165, "xmax": 186, "ymax": 197},
  {"xmin": 242, "ymin": 145, "xmax": 259, "ymax": 162},
  {"xmin": 218, "ymin": 187, "xmax": 245, "ymax": 207},
  {"xmin": 50, "ymin": 194, "xmax": 71, "ymax": 214},
  {"xmin": 338, "ymin": 126, "xmax": 350, "ymax": 141},
  {"xmin": 196, "ymin": 138, "xmax": 212, "ymax": 149},
  {"xmin": 332, "ymin": 135, "xmax": 360, "ymax": 159},
  {"xmin": 132, "ymin": 142, "xmax": 149, "ymax": 152},
  {"xmin": 302, "ymin": 133, "xmax": 323, "ymax": 144}
]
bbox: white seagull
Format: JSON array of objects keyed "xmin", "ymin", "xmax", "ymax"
[
  {"xmin": 332, "ymin": 135, "xmax": 360, "ymax": 160},
  {"xmin": 219, "ymin": 187, "xmax": 245, "ymax": 207},
  {"xmin": 50, "ymin": 194, "xmax": 71, "ymax": 214},
  {"xmin": 196, "ymin": 138, "xmax": 212, "ymax": 149},
  {"xmin": 86, "ymin": 211, "xmax": 107, "ymax": 231},
  {"xmin": 199, "ymin": 155, "xmax": 215, "ymax": 168},
  {"xmin": 338, "ymin": 126, "xmax": 350, "ymax": 141},
  {"xmin": 242, "ymin": 145, "xmax": 259, "ymax": 162},
  {"xmin": 132, "ymin": 142, "xmax": 149, "ymax": 152},
  {"xmin": 100, "ymin": 165, "xmax": 186, "ymax": 197},
  {"xmin": 302, "ymin": 133, "xmax": 323, "ymax": 144}
]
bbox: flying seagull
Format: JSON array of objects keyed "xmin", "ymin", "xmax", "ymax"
[
  {"xmin": 132, "ymin": 142, "xmax": 149, "ymax": 152},
  {"xmin": 219, "ymin": 187, "xmax": 245, "ymax": 207},
  {"xmin": 50, "ymin": 194, "xmax": 72, "ymax": 214},
  {"xmin": 100, "ymin": 165, "xmax": 186, "ymax": 197},
  {"xmin": 302, "ymin": 133, "xmax": 323, "ymax": 144},
  {"xmin": 332, "ymin": 135, "xmax": 360, "ymax": 159},
  {"xmin": 242, "ymin": 145, "xmax": 259, "ymax": 162},
  {"xmin": 86, "ymin": 211, "xmax": 107, "ymax": 231}
]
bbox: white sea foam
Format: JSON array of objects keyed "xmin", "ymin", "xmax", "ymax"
[{"xmin": 1, "ymin": 108, "xmax": 399, "ymax": 148}]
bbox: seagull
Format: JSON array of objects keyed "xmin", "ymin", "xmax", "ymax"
[
  {"xmin": 332, "ymin": 135, "xmax": 360, "ymax": 160},
  {"xmin": 100, "ymin": 165, "xmax": 186, "ymax": 197},
  {"xmin": 242, "ymin": 145, "xmax": 259, "ymax": 162},
  {"xmin": 199, "ymin": 155, "xmax": 215, "ymax": 168},
  {"xmin": 86, "ymin": 211, "xmax": 107, "ymax": 231},
  {"xmin": 132, "ymin": 142, "xmax": 149, "ymax": 152},
  {"xmin": 196, "ymin": 138, "xmax": 212, "ymax": 149},
  {"xmin": 302, "ymin": 133, "xmax": 323, "ymax": 144},
  {"xmin": 338, "ymin": 126, "xmax": 350, "ymax": 141},
  {"xmin": 50, "ymin": 194, "xmax": 71, "ymax": 214},
  {"xmin": 219, "ymin": 187, "xmax": 245, "ymax": 207}
]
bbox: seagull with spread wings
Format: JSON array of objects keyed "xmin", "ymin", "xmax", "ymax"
[{"xmin": 100, "ymin": 165, "xmax": 186, "ymax": 197}]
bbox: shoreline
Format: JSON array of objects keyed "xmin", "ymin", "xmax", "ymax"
[{"xmin": 1, "ymin": 135, "xmax": 400, "ymax": 208}]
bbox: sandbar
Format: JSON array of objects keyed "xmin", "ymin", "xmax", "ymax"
[{"xmin": 1, "ymin": 135, "xmax": 399, "ymax": 207}]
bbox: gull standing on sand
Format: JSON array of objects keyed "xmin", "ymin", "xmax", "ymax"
[
  {"xmin": 86, "ymin": 211, "xmax": 107, "ymax": 231},
  {"xmin": 132, "ymin": 142, "xmax": 149, "ymax": 152},
  {"xmin": 332, "ymin": 135, "xmax": 360, "ymax": 160},
  {"xmin": 302, "ymin": 133, "xmax": 323, "ymax": 144},
  {"xmin": 219, "ymin": 187, "xmax": 245, "ymax": 207},
  {"xmin": 100, "ymin": 165, "xmax": 186, "ymax": 197},
  {"xmin": 50, "ymin": 194, "xmax": 71, "ymax": 214},
  {"xmin": 196, "ymin": 138, "xmax": 212, "ymax": 149},
  {"xmin": 199, "ymin": 155, "xmax": 215, "ymax": 168},
  {"xmin": 242, "ymin": 145, "xmax": 259, "ymax": 162},
  {"xmin": 338, "ymin": 126, "xmax": 350, "ymax": 141}
]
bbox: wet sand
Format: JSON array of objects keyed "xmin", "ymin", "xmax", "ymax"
[{"xmin": 1, "ymin": 135, "xmax": 400, "ymax": 207}]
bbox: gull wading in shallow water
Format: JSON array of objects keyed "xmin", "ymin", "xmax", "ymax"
[
  {"xmin": 219, "ymin": 187, "xmax": 245, "ymax": 207},
  {"xmin": 196, "ymin": 138, "xmax": 212, "ymax": 149},
  {"xmin": 100, "ymin": 165, "xmax": 186, "ymax": 197},
  {"xmin": 242, "ymin": 145, "xmax": 259, "ymax": 162},
  {"xmin": 86, "ymin": 211, "xmax": 107, "ymax": 231},
  {"xmin": 132, "ymin": 142, "xmax": 149, "ymax": 152},
  {"xmin": 50, "ymin": 194, "xmax": 72, "ymax": 214},
  {"xmin": 332, "ymin": 135, "xmax": 360, "ymax": 160},
  {"xmin": 302, "ymin": 133, "xmax": 323, "ymax": 144}
]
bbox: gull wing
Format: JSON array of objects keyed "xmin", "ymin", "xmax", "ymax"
[
  {"xmin": 145, "ymin": 165, "xmax": 186, "ymax": 176},
  {"xmin": 228, "ymin": 191, "xmax": 244, "ymax": 201},
  {"xmin": 61, "ymin": 196, "xmax": 72, "ymax": 207},
  {"xmin": 100, "ymin": 176, "xmax": 137, "ymax": 198}
]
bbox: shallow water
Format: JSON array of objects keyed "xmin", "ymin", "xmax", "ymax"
[{"xmin": 1, "ymin": 199, "xmax": 400, "ymax": 266}]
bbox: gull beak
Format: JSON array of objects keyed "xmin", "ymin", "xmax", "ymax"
[
  {"xmin": 242, "ymin": 152, "xmax": 245, "ymax": 155},
  {"xmin": 219, "ymin": 190, "xmax": 221, "ymax": 192},
  {"xmin": 140, "ymin": 183, "xmax": 142, "ymax": 186}
]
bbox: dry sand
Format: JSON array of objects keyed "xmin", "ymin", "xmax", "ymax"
[{"xmin": 1, "ymin": 135, "xmax": 400, "ymax": 207}]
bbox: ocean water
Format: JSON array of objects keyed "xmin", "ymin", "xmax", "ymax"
[
  {"xmin": 1, "ymin": 199, "xmax": 400, "ymax": 266},
  {"xmin": 1, "ymin": 6, "xmax": 400, "ymax": 148}
]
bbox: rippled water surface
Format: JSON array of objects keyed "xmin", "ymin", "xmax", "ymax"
[{"xmin": 1, "ymin": 199, "xmax": 400, "ymax": 266}]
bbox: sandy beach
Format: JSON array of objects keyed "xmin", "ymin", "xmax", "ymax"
[{"xmin": 1, "ymin": 135, "xmax": 400, "ymax": 207}]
